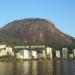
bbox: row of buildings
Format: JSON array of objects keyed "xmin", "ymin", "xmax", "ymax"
[
  {"xmin": 16, "ymin": 47, "xmax": 75, "ymax": 60},
  {"xmin": 0, "ymin": 45, "xmax": 75, "ymax": 60}
]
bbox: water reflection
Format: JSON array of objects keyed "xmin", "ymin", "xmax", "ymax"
[
  {"xmin": 53, "ymin": 59, "xmax": 62, "ymax": 75},
  {"xmin": 13, "ymin": 61, "xmax": 24, "ymax": 75},
  {"xmin": 46, "ymin": 60, "xmax": 53, "ymax": 75},
  {"xmin": 0, "ymin": 60, "xmax": 75, "ymax": 75},
  {"xmin": 23, "ymin": 61, "xmax": 29, "ymax": 75},
  {"xmin": 69, "ymin": 60, "xmax": 75, "ymax": 75},
  {"xmin": 61, "ymin": 60, "xmax": 69, "ymax": 75},
  {"xmin": 37, "ymin": 60, "xmax": 53, "ymax": 75},
  {"xmin": 0, "ymin": 62, "xmax": 13, "ymax": 75},
  {"xmin": 29, "ymin": 61, "xmax": 37, "ymax": 75}
]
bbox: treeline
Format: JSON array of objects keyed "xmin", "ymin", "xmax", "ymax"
[{"xmin": 0, "ymin": 40, "xmax": 75, "ymax": 52}]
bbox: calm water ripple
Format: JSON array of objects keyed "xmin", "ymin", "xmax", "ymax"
[{"xmin": 0, "ymin": 60, "xmax": 75, "ymax": 75}]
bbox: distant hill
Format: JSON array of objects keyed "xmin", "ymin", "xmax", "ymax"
[{"xmin": 0, "ymin": 18, "xmax": 75, "ymax": 48}]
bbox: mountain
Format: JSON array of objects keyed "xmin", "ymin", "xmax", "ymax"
[{"xmin": 0, "ymin": 18, "xmax": 75, "ymax": 47}]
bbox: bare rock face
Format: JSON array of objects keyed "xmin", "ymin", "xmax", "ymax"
[{"xmin": 0, "ymin": 18, "xmax": 74, "ymax": 45}]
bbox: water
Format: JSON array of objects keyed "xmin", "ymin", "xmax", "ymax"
[{"xmin": 0, "ymin": 60, "xmax": 75, "ymax": 75}]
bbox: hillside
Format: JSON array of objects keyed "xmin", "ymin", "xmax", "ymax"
[{"xmin": 0, "ymin": 18, "xmax": 75, "ymax": 47}]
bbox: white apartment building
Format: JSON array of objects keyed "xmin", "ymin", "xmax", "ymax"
[
  {"xmin": 56, "ymin": 50, "xmax": 61, "ymax": 58},
  {"xmin": 46, "ymin": 47, "xmax": 52, "ymax": 59},
  {"xmin": 62, "ymin": 48, "xmax": 68, "ymax": 59},
  {"xmin": 18, "ymin": 49, "xmax": 37, "ymax": 59},
  {"xmin": 0, "ymin": 50, "xmax": 7, "ymax": 56},
  {"xmin": 0, "ymin": 45, "xmax": 14, "ymax": 57},
  {"xmin": 0, "ymin": 45, "xmax": 6, "ymax": 49},
  {"xmin": 19, "ymin": 49, "xmax": 29, "ymax": 59},
  {"xmin": 31, "ymin": 51, "xmax": 37, "ymax": 59},
  {"xmin": 6, "ymin": 47, "xmax": 14, "ymax": 56},
  {"xmin": 42, "ymin": 50, "xmax": 46, "ymax": 59},
  {"xmin": 69, "ymin": 54, "xmax": 73, "ymax": 59},
  {"xmin": 73, "ymin": 49, "xmax": 75, "ymax": 58}
]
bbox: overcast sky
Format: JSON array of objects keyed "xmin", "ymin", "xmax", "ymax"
[{"xmin": 0, "ymin": 0, "xmax": 75, "ymax": 37}]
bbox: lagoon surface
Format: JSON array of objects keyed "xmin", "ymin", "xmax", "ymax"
[{"xmin": 0, "ymin": 60, "xmax": 75, "ymax": 75}]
